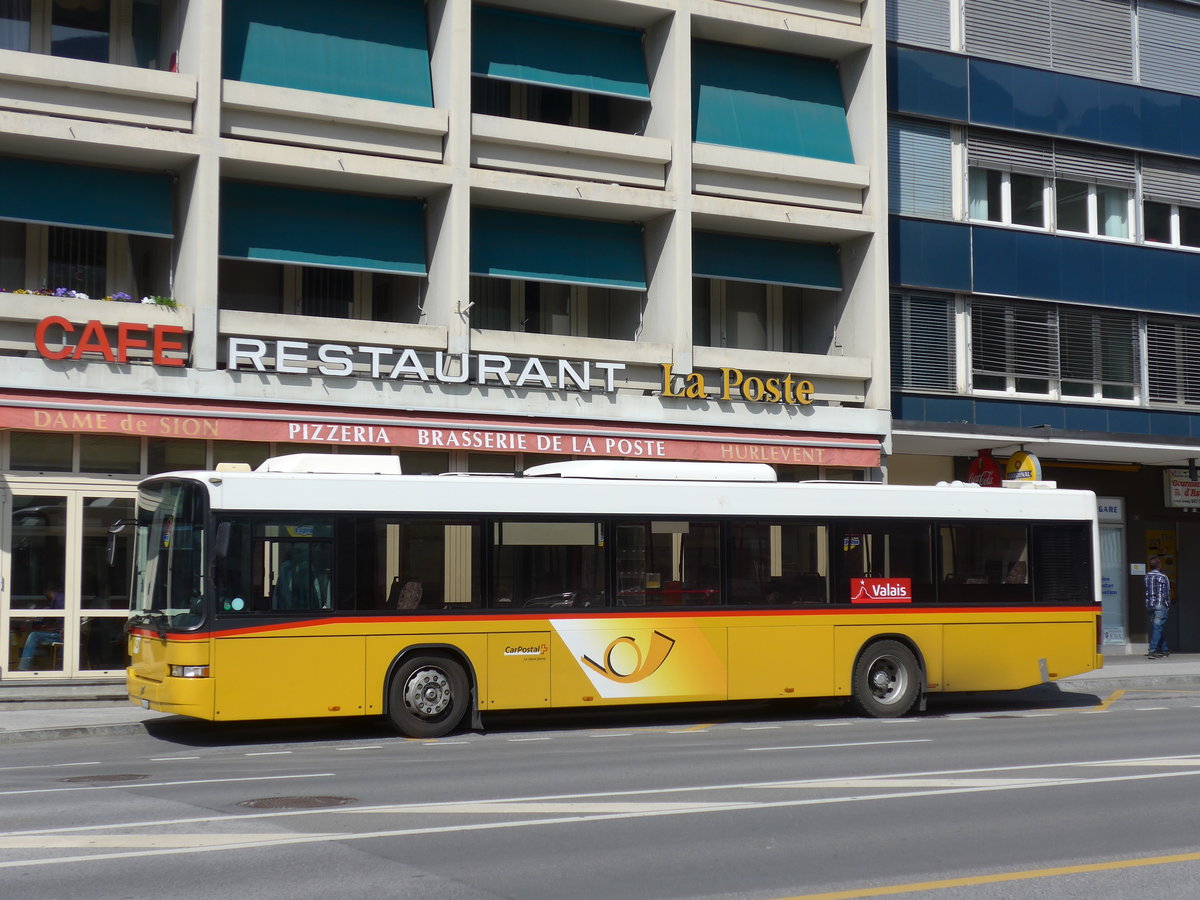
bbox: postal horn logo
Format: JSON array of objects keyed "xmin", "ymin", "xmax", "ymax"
[{"xmin": 580, "ymin": 630, "xmax": 676, "ymax": 683}]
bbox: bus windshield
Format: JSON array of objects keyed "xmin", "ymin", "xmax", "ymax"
[{"xmin": 131, "ymin": 479, "xmax": 206, "ymax": 629}]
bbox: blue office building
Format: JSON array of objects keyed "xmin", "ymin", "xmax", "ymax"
[{"xmin": 887, "ymin": 0, "xmax": 1200, "ymax": 653}]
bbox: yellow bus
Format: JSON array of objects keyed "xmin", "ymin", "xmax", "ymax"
[{"xmin": 125, "ymin": 455, "xmax": 1102, "ymax": 737}]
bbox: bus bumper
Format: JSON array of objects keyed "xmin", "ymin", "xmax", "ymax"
[{"xmin": 127, "ymin": 669, "xmax": 215, "ymax": 719}]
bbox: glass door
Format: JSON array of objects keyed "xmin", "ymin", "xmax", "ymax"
[{"xmin": 4, "ymin": 489, "xmax": 135, "ymax": 677}]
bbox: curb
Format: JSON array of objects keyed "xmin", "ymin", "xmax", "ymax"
[
  {"xmin": 1057, "ymin": 675, "xmax": 1200, "ymax": 694},
  {"xmin": 0, "ymin": 721, "xmax": 155, "ymax": 745}
]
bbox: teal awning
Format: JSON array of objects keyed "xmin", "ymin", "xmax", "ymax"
[
  {"xmin": 694, "ymin": 232, "xmax": 841, "ymax": 291},
  {"xmin": 472, "ymin": 7, "xmax": 650, "ymax": 101},
  {"xmin": 471, "ymin": 209, "xmax": 646, "ymax": 290},
  {"xmin": 220, "ymin": 182, "xmax": 426, "ymax": 275},
  {"xmin": 224, "ymin": 0, "xmax": 433, "ymax": 106},
  {"xmin": 0, "ymin": 157, "xmax": 173, "ymax": 237},
  {"xmin": 692, "ymin": 41, "xmax": 854, "ymax": 164}
]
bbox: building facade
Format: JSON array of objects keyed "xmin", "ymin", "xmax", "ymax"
[
  {"xmin": 888, "ymin": 0, "xmax": 1200, "ymax": 654},
  {"xmin": 0, "ymin": 0, "xmax": 889, "ymax": 678}
]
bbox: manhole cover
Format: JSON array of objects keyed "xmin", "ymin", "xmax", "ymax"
[
  {"xmin": 237, "ymin": 796, "xmax": 356, "ymax": 810},
  {"xmin": 59, "ymin": 774, "xmax": 149, "ymax": 784}
]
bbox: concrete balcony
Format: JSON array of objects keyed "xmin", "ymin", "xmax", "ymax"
[
  {"xmin": 472, "ymin": 114, "xmax": 671, "ymax": 190},
  {"xmin": 222, "ymin": 80, "xmax": 448, "ymax": 163},
  {"xmin": 0, "ymin": 49, "xmax": 195, "ymax": 131},
  {"xmin": 692, "ymin": 142, "xmax": 869, "ymax": 213}
]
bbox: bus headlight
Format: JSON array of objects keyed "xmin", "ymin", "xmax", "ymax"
[{"xmin": 169, "ymin": 665, "xmax": 210, "ymax": 678}]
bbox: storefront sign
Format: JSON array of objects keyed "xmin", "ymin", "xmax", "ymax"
[
  {"xmin": 228, "ymin": 340, "xmax": 626, "ymax": 392},
  {"xmin": 1097, "ymin": 497, "xmax": 1125, "ymax": 523},
  {"xmin": 1004, "ymin": 450, "xmax": 1042, "ymax": 481},
  {"xmin": 659, "ymin": 364, "xmax": 814, "ymax": 405},
  {"xmin": 967, "ymin": 450, "xmax": 1003, "ymax": 487},
  {"xmin": 1165, "ymin": 469, "xmax": 1200, "ymax": 509},
  {"xmin": 5, "ymin": 406, "xmax": 881, "ymax": 467},
  {"xmin": 35, "ymin": 316, "xmax": 186, "ymax": 366}
]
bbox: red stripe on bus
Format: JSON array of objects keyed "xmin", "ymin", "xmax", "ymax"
[{"xmin": 129, "ymin": 604, "xmax": 1099, "ymax": 641}]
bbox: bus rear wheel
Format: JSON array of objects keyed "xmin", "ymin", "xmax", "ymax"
[
  {"xmin": 851, "ymin": 640, "xmax": 921, "ymax": 718},
  {"xmin": 387, "ymin": 655, "xmax": 469, "ymax": 738}
]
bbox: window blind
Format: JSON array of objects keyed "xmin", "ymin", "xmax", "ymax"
[
  {"xmin": 1052, "ymin": 142, "xmax": 1136, "ymax": 186},
  {"xmin": 471, "ymin": 209, "xmax": 646, "ymax": 290},
  {"xmin": 219, "ymin": 182, "xmax": 427, "ymax": 275},
  {"xmin": 964, "ymin": 0, "xmax": 1052, "ymax": 69},
  {"xmin": 692, "ymin": 40, "xmax": 854, "ymax": 164},
  {"xmin": 1138, "ymin": 1, "xmax": 1200, "ymax": 96},
  {"xmin": 971, "ymin": 298, "xmax": 1058, "ymax": 381},
  {"xmin": 693, "ymin": 233, "xmax": 841, "ymax": 291},
  {"xmin": 887, "ymin": 0, "xmax": 952, "ymax": 49},
  {"xmin": 1050, "ymin": 0, "xmax": 1134, "ymax": 82},
  {"xmin": 967, "ymin": 132, "xmax": 1054, "ymax": 175},
  {"xmin": 1147, "ymin": 316, "xmax": 1200, "ymax": 405},
  {"xmin": 223, "ymin": 0, "xmax": 433, "ymax": 106},
  {"xmin": 890, "ymin": 293, "xmax": 956, "ymax": 391},
  {"xmin": 0, "ymin": 156, "xmax": 173, "ymax": 237},
  {"xmin": 1057, "ymin": 306, "xmax": 1138, "ymax": 394},
  {"xmin": 472, "ymin": 6, "xmax": 649, "ymax": 101},
  {"xmin": 888, "ymin": 119, "xmax": 954, "ymax": 218},
  {"xmin": 1142, "ymin": 157, "xmax": 1200, "ymax": 207}
]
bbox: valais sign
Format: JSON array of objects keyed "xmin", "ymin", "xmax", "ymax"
[{"xmin": 849, "ymin": 578, "xmax": 913, "ymax": 604}]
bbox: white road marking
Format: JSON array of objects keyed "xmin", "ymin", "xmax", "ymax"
[
  {"xmin": 742, "ymin": 726, "xmax": 780, "ymax": 731},
  {"xmin": 811, "ymin": 722, "xmax": 849, "ymax": 727},
  {"xmin": 4, "ymin": 766, "xmax": 1200, "ymax": 870},
  {"xmin": 0, "ymin": 834, "xmax": 320, "ymax": 849},
  {"xmin": 590, "ymin": 733, "xmax": 633, "ymax": 738},
  {"xmin": 747, "ymin": 739, "xmax": 932, "ymax": 752},
  {"xmin": 346, "ymin": 801, "xmax": 740, "ymax": 815},
  {"xmin": 335, "ymin": 746, "xmax": 382, "ymax": 752},
  {"xmin": 764, "ymin": 777, "xmax": 1076, "ymax": 789},
  {"xmin": 1135, "ymin": 707, "xmax": 1169, "ymax": 711},
  {"xmin": 151, "ymin": 757, "xmax": 200, "ymax": 762},
  {"xmin": 507, "ymin": 738, "xmax": 551, "ymax": 743},
  {"xmin": 0, "ymin": 773, "xmax": 333, "ymax": 797},
  {"xmin": 1084, "ymin": 757, "xmax": 1200, "ymax": 767},
  {"xmin": 245, "ymin": 751, "xmax": 291, "ymax": 756}
]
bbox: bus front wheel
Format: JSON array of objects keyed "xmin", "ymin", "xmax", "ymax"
[
  {"xmin": 387, "ymin": 655, "xmax": 470, "ymax": 738},
  {"xmin": 851, "ymin": 640, "xmax": 921, "ymax": 718}
]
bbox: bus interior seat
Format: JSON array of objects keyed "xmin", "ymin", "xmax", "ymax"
[{"xmin": 389, "ymin": 579, "xmax": 422, "ymax": 610}]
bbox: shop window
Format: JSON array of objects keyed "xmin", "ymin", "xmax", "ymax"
[
  {"xmin": 398, "ymin": 451, "xmax": 449, "ymax": 474},
  {"xmin": 79, "ymin": 434, "xmax": 140, "ymax": 474},
  {"xmin": 469, "ymin": 276, "xmax": 643, "ymax": 341},
  {"xmin": 2, "ymin": 0, "xmax": 177, "ymax": 68},
  {"xmin": 10, "ymin": 430, "xmax": 72, "ymax": 471},
  {"xmin": 147, "ymin": 439, "xmax": 206, "ymax": 474},
  {"xmin": 212, "ymin": 441, "xmax": 270, "ymax": 469}
]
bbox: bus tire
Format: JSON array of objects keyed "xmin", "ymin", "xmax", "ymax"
[
  {"xmin": 387, "ymin": 655, "xmax": 470, "ymax": 738},
  {"xmin": 850, "ymin": 640, "xmax": 921, "ymax": 718}
]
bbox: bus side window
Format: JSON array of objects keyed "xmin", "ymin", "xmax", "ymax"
[{"xmin": 939, "ymin": 524, "xmax": 1031, "ymax": 604}]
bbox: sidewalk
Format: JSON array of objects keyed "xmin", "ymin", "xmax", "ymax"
[{"xmin": 2, "ymin": 654, "xmax": 1199, "ymax": 745}]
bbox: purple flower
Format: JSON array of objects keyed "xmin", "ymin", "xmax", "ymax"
[
  {"xmin": 54, "ymin": 287, "xmax": 71, "ymax": 297},
  {"xmin": 110, "ymin": 292, "xmax": 132, "ymax": 301}
]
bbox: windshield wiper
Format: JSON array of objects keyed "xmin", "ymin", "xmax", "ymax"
[{"xmin": 127, "ymin": 610, "xmax": 167, "ymax": 640}]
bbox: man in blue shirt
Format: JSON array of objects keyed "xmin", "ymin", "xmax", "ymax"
[{"xmin": 1145, "ymin": 556, "xmax": 1171, "ymax": 659}]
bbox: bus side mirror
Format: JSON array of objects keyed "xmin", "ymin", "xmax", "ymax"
[
  {"xmin": 106, "ymin": 518, "xmax": 135, "ymax": 566},
  {"xmin": 215, "ymin": 521, "xmax": 232, "ymax": 560}
]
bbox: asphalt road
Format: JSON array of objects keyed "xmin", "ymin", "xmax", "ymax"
[{"xmin": 3, "ymin": 688, "xmax": 1200, "ymax": 900}]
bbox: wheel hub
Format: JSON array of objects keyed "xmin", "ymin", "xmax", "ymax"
[{"xmin": 404, "ymin": 667, "xmax": 451, "ymax": 718}]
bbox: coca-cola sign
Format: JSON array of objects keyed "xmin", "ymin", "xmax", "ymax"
[{"xmin": 849, "ymin": 578, "xmax": 913, "ymax": 604}]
